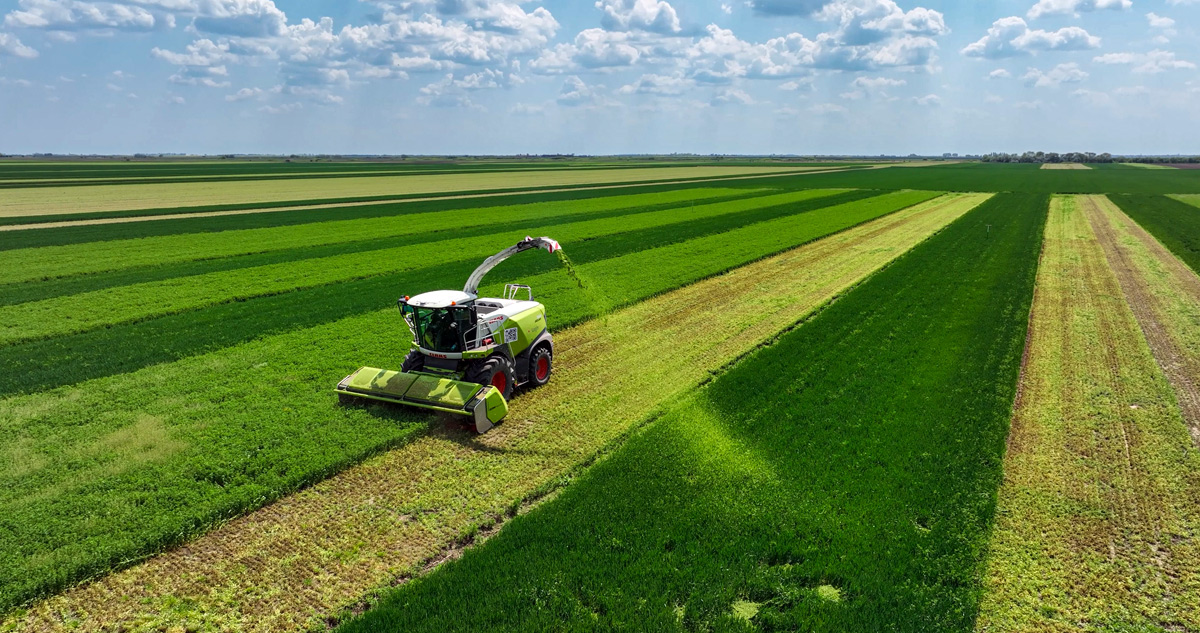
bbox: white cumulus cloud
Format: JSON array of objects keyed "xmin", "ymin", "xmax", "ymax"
[
  {"xmin": 1094, "ymin": 49, "xmax": 1197, "ymax": 73},
  {"xmin": 617, "ymin": 72, "xmax": 690, "ymax": 95},
  {"xmin": 4, "ymin": 0, "xmax": 160, "ymax": 31},
  {"xmin": 1027, "ymin": 0, "xmax": 1130, "ymax": 20},
  {"xmin": 556, "ymin": 75, "xmax": 618, "ymax": 107},
  {"xmin": 1022, "ymin": 62, "xmax": 1088, "ymax": 87},
  {"xmin": 596, "ymin": 0, "xmax": 681, "ymax": 34},
  {"xmin": 0, "ymin": 32, "xmax": 38, "ymax": 57},
  {"xmin": 962, "ymin": 17, "xmax": 1099, "ymax": 59}
]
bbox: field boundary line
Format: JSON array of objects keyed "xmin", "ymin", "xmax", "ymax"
[{"xmin": 0, "ymin": 166, "xmax": 878, "ymax": 231}]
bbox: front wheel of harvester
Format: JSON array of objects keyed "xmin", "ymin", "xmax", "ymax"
[
  {"xmin": 465, "ymin": 356, "xmax": 515, "ymax": 400},
  {"xmin": 400, "ymin": 349, "xmax": 425, "ymax": 373},
  {"xmin": 528, "ymin": 346, "xmax": 552, "ymax": 388}
]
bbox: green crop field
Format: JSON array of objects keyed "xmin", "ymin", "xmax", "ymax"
[{"xmin": 3, "ymin": 159, "xmax": 1200, "ymax": 633}]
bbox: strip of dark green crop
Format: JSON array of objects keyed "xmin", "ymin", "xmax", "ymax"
[
  {"xmin": 0, "ymin": 190, "xmax": 883, "ymax": 396},
  {"xmin": 336, "ymin": 192, "xmax": 1048, "ymax": 633},
  {"xmin": 0, "ymin": 188, "xmax": 796, "ymax": 307},
  {"xmin": 730, "ymin": 163, "xmax": 1200, "ymax": 195}
]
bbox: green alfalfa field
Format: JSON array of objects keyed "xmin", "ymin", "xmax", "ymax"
[{"xmin": 3, "ymin": 160, "xmax": 1200, "ymax": 632}]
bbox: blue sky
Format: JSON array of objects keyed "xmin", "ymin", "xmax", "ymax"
[{"xmin": 0, "ymin": 0, "xmax": 1196, "ymax": 155}]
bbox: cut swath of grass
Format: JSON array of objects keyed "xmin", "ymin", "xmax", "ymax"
[
  {"xmin": 0, "ymin": 187, "xmax": 749, "ymax": 284},
  {"xmin": 0, "ymin": 190, "xmax": 883, "ymax": 397},
  {"xmin": 0, "ymin": 190, "xmax": 920, "ymax": 347},
  {"xmin": 1086, "ymin": 195, "xmax": 1200, "ymax": 441},
  {"xmin": 976, "ymin": 196, "xmax": 1200, "ymax": 632},
  {"xmin": 1, "ymin": 194, "xmax": 983, "ymax": 628},
  {"xmin": 333, "ymin": 192, "xmax": 1046, "ymax": 633},
  {"xmin": 1111, "ymin": 194, "xmax": 1200, "ymax": 278}
]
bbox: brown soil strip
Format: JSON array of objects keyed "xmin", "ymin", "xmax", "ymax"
[
  {"xmin": 5, "ymin": 194, "xmax": 988, "ymax": 633},
  {"xmin": 1083, "ymin": 194, "xmax": 1200, "ymax": 444},
  {"xmin": 977, "ymin": 196, "xmax": 1200, "ymax": 632}
]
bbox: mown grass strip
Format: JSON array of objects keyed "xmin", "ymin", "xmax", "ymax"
[
  {"xmin": 976, "ymin": 196, "xmax": 1200, "ymax": 632},
  {"xmin": 0, "ymin": 190, "xmax": 926, "ymax": 347},
  {"xmin": 1087, "ymin": 195, "xmax": 1200, "ymax": 442},
  {"xmin": 334, "ymin": 191, "xmax": 1045, "ymax": 633},
  {"xmin": 0, "ymin": 189, "xmax": 883, "ymax": 396},
  {"xmin": 3, "ymin": 193, "xmax": 988, "ymax": 632},
  {"xmin": 0, "ymin": 166, "xmax": 819, "ymax": 218},
  {"xmin": 1110, "ymin": 194, "xmax": 1200, "ymax": 278},
  {"xmin": 1172, "ymin": 194, "xmax": 1200, "ymax": 207},
  {"xmin": 1108, "ymin": 193, "xmax": 1200, "ymax": 276},
  {"xmin": 0, "ymin": 188, "xmax": 747, "ymax": 284}
]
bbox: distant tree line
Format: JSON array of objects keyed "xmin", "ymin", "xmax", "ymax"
[{"xmin": 981, "ymin": 151, "xmax": 1200, "ymax": 164}]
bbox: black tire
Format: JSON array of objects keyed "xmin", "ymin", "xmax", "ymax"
[
  {"xmin": 400, "ymin": 349, "xmax": 425, "ymax": 373},
  {"xmin": 464, "ymin": 356, "xmax": 515, "ymax": 400},
  {"xmin": 528, "ymin": 345, "xmax": 552, "ymax": 387}
]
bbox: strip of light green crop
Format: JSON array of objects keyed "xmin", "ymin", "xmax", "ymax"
[
  {"xmin": 0, "ymin": 189, "xmax": 857, "ymax": 346},
  {"xmin": 0, "ymin": 188, "xmax": 745, "ymax": 284}
]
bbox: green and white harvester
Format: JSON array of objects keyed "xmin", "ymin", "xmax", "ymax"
[{"xmin": 336, "ymin": 236, "xmax": 562, "ymax": 433}]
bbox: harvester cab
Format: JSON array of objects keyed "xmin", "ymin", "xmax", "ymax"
[{"xmin": 336, "ymin": 236, "xmax": 562, "ymax": 433}]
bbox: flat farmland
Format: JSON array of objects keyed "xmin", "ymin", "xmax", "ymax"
[
  {"xmin": 1040, "ymin": 163, "xmax": 1090, "ymax": 170},
  {"xmin": 4, "ymin": 160, "xmax": 1200, "ymax": 633},
  {"xmin": 0, "ymin": 164, "xmax": 844, "ymax": 218}
]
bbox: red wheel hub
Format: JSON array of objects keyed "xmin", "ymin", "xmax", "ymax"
[
  {"xmin": 535, "ymin": 355, "xmax": 549, "ymax": 381},
  {"xmin": 491, "ymin": 371, "xmax": 507, "ymax": 393}
]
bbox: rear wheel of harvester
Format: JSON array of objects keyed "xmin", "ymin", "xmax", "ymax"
[
  {"xmin": 528, "ymin": 346, "xmax": 552, "ymax": 387},
  {"xmin": 400, "ymin": 349, "xmax": 425, "ymax": 372},
  {"xmin": 465, "ymin": 356, "xmax": 515, "ymax": 400}
]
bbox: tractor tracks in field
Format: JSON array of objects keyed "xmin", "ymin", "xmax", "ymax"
[
  {"xmin": 977, "ymin": 196, "xmax": 1200, "ymax": 632},
  {"xmin": 5, "ymin": 193, "xmax": 990, "ymax": 633},
  {"xmin": 1084, "ymin": 194, "xmax": 1200, "ymax": 445}
]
